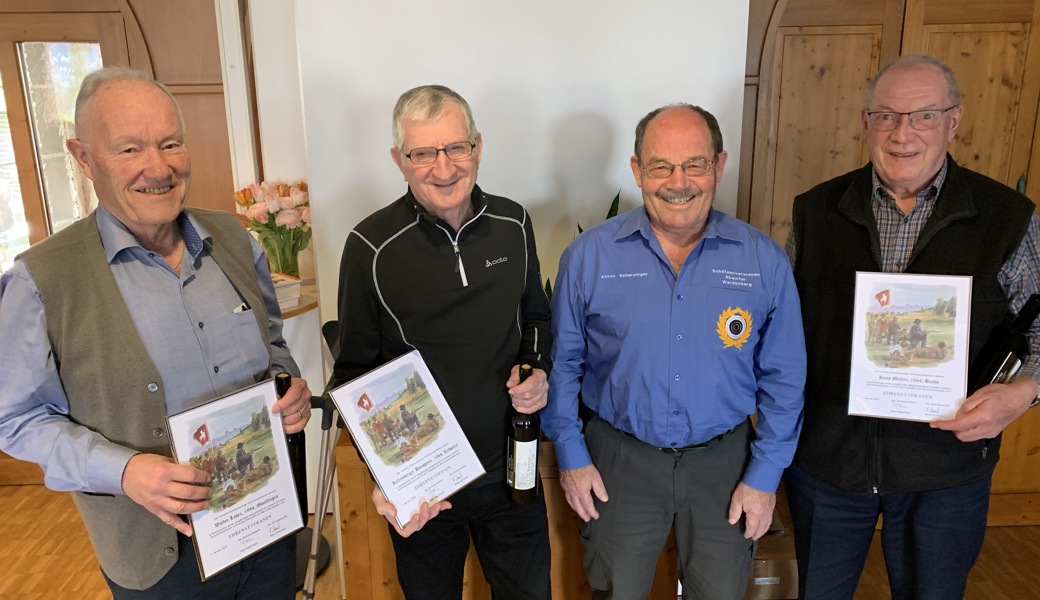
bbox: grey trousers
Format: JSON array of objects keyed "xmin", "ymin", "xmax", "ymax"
[{"xmin": 581, "ymin": 416, "xmax": 756, "ymax": 600}]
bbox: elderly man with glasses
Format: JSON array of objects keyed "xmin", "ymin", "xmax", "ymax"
[
  {"xmin": 542, "ymin": 103, "xmax": 806, "ymax": 599},
  {"xmin": 328, "ymin": 84, "xmax": 552, "ymax": 600},
  {"xmin": 785, "ymin": 54, "xmax": 1040, "ymax": 599}
]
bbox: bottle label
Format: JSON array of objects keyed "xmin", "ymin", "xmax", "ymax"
[{"xmin": 511, "ymin": 439, "xmax": 538, "ymax": 490}]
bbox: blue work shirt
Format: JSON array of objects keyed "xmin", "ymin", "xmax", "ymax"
[
  {"xmin": 0, "ymin": 205, "xmax": 297, "ymax": 494},
  {"xmin": 542, "ymin": 207, "xmax": 805, "ymax": 492}
]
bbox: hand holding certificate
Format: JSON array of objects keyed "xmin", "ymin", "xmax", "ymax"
[
  {"xmin": 166, "ymin": 379, "xmax": 305, "ymax": 580},
  {"xmin": 328, "ymin": 350, "xmax": 485, "ymax": 529}
]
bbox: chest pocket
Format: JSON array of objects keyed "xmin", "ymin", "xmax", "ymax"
[{"xmin": 705, "ymin": 287, "xmax": 768, "ymax": 359}]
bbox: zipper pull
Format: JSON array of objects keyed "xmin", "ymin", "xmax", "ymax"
[{"xmin": 452, "ymin": 243, "xmax": 469, "ymax": 287}]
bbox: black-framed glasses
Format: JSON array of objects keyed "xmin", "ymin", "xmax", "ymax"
[
  {"xmin": 642, "ymin": 156, "xmax": 716, "ymax": 179},
  {"xmin": 404, "ymin": 141, "xmax": 476, "ymax": 165},
  {"xmin": 865, "ymin": 106, "xmax": 958, "ymax": 131}
]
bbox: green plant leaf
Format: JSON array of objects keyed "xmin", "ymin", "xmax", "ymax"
[{"xmin": 607, "ymin": 190, "xmax": 620, "ymax": 220}]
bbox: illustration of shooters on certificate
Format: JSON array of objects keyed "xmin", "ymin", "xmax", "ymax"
[
  {"xmin": 328, "ymin": 350, "xmax": 485, "ymax": 528},
  {"xmin": 849, "ymin": 272, "xmax": 972, "ymax": 421},
  {"xmin": 166, "ymin": 379, "xmax": 304, "ymax": 580}
]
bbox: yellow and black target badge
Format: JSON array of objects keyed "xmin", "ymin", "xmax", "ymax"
[{"xmin": 716, "ymin": 307, "xmax": 753, "ymax": 349}]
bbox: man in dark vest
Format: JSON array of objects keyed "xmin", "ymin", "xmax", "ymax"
[
  {"xmin": 0, "ymin": 67, "xmax": 312, "ymax": 598},
  {"xmin": 786, "ymin": 53, "xmax": 1040, "ymax": 599}
]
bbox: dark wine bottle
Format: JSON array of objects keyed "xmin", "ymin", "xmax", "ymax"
[
  {"xmin": 969, "ymin": 294, "xmax": 1040, "ymax": 393},
  {"xmin": 277, "ymin": 372, "xmax": 308, "ymax": 519},
  {"xmin": 506, "ymin": 364, "xmax": 540, "ymax": 505}
]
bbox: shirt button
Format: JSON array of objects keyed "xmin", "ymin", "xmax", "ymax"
[
  {"xmin": 676, "ymin": 294, "xmax": 684, "ymax": 300},
  {"xmin": 147, "ymin": 382, "xmax": 159, "ymax": 393},
  {"xmin": 164, "ymin": 547, "xmax": 175, "ymax": 556},
  {"xmin": 198, "ymin": 322, "xmax": 204, "ymax": 329},
  {"xmin": 213, "ymin": 365, "xmax": 220, "ymax": 374},
  {"xmin": 674, "ymin": 374, "xmax": 680, "ymax": 380},
  {"xmin": 152, "ymin": 428, "xmax": 164, "ymax": 438},
  {"xmin": 669, "ymin": 442, "xmax": 677, "ymax": 447},
  {"xmin": 675, "ymin": 334, "xmax": 683, "ymax": 340},
  {"xmin": 672, "ymin": 410, "xmax": 679, "ymax": 415}
]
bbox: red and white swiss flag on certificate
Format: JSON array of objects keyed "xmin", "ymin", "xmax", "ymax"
[
  {"xmin": 357, "ymin": 392, "xmax": 373, "ymax": 411},
  {"xmin": 193, "ymin": 423, "xmax": 210, "ymax": 447}
]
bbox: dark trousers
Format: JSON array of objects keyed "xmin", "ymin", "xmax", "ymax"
[
  {"xmin": 104, "ymin": 532, "xmax": 295, "ymax": 599},
  {"xmin": 388, "ymin": 480, "xmax": 551, "ymax": 600},
  {"xmin": 785, "ymin": 465, "xmax": 990, "ymax": 600},
  {"xmin": 582, "ymin": 416, "xmax": 755, "ymax": 600}
]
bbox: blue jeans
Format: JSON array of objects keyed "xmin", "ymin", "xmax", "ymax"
[
  {"xmin": 104, "ymin": 532, "xmax": 295, "ymax": 599},
  {"xmin": 785, "ymin": 465, "xmax": 989, "ymax": 600},
  {"xmin": 388, "ymin": 480, "xmax": 551, "ymax": 600}
]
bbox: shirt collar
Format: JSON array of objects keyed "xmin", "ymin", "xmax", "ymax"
[
  {"xmin": 95, "ymin": 204, "xmax": 209, "ymax": 263},
  {"xmin": 871, "ymin": 157, "xmax": 948, "ymax": 207}
]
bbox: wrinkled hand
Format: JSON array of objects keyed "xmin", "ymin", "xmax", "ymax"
[
  {"xmin": 930, "ymin": 378, "xmax": 1036, "ymax": 441},
  {"xmin": 122, "ymin": 453, "xmax": 211, "ymax": 537},
  {"xmin": 727, "ymin": 483, "xmax": 775, "ymax": 540},
  {"xmin": 273, "ymin": 376, "xmax": 312, "ymax": 434},
  {"xmin": 559, "ymin": 464, "xmax": 609, "ymax": 522},
  {"xmin": 372, "ymin": 486, "xmax": 451, "ymax": 538},
  {"xmin": 506, "ymin": 366, "xmax": 548, "ymax": 414}
]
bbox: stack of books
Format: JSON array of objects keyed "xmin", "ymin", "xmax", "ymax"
[{"xmin": 271, "ymin": 273, "xmax": 301, "ymax": 311}]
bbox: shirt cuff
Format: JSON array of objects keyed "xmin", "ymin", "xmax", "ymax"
[
  {"xmin": 553, "ymin": 439, "xmax": 594, "ymax": 472},
  {"xmin": 89, "ymin": 444, "xmax": 140, "ymax": 495},
  {"xmin": 740, "ymin": 458, "xmax": 783, "ymax": 494}
]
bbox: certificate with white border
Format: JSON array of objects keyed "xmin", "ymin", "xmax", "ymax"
[
  {"xmin": 328, "ymin": 350, "xmax": 485, "ymax": 528},
  {"xmin": 166, "ymin": 379, "xmax": 304, "ymax": 580},
  {"xmin": 849, "ymin": 272, "xmax": 972, "ymax": 421}
]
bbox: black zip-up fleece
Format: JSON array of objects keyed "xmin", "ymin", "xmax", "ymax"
[{"xmin": 332, "ymin": 185, "xmax": 552, "ymax": 483}]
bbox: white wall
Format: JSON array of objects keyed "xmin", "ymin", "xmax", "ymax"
[{"xmin": 295, "ymin": 0, "xmax": 751, "ymax": 325}]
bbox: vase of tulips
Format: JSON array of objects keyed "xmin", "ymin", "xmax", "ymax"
[{"xmin": 234, "ymin": 181, "xmax": 312, "ymax": 278}]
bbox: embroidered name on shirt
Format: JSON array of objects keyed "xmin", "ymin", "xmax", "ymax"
[
  {"xmin": 486, "ymin": 257, "xmax": 508, "ymax": 267},
  {"xmin": 712, "ymin": 268, "xmax": 761, "ymax": 288},
  {"xmin": 600, "ymin": 272, "xmax": 649, "ymax": 279}
]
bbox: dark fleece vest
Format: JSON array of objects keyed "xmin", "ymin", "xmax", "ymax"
[{"xmin": 790, "ymin": 157, "xmax": 1034, "ymax": 493}]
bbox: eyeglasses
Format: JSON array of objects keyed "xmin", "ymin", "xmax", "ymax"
[
  {"xmin": 642, "ymin": 157, "xmax": 716, "ymax": 179},
  {"xmin": 865, "ymin": 106, "xmax": 958, "ymax": 131},
  {"xmin": 403, "ymin": 141, "xmax": 476, "ymax": 165}
]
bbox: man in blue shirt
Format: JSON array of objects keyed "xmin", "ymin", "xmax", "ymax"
[
  {"xmin": 542, "ymin": 104, "xmax": 805, "ymax": 599},
  {"xmin": 0, "ymin": 67, "xmax": 312, "ymax": 598}
]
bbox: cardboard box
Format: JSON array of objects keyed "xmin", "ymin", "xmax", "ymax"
[{"xmin": 744, "ymin": 530, "xmax": 798, "ymax": 599}]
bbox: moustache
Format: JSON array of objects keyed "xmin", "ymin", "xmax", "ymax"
[{"xmin": 656, "ymin": 188, "xmax": 702, "ymax": 205}]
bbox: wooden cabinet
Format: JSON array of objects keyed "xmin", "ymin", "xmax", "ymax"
[{"xmin": 740, "ymin": 0, "xmax": 1040, "ymax": 524}]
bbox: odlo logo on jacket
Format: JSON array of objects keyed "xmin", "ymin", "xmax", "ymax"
[{"xmin": 486, "ymin": 256, "xmax": 508, "ymax": 267}]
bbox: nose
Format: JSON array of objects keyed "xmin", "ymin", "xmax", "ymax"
[
  {"xmin": 889, "ymin": 114, "xmax": 914, "ymax": 140},
  {"xmin": 429, "ymin": 149, "xmax": 456, "ymax": 179},
  {"xmin": 142, "ymin": 147, "xmax": 174, "ymax": 180}
]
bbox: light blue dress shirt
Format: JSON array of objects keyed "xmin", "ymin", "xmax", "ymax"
[
  {"xmin": 542, "ymin": 207, "xmax": 805, "ymax": 493},
  {"xmin": 0, "ymin": 205, "xmax": 297, "ymax": 494}
]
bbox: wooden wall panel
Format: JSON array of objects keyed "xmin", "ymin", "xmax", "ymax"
[
  {"xmin": 175, "ymin": 92, "xmax": 235, "ymax": 213},
  {"xmin": 764, "ymin": 27, "xmax": 880, "ymax": 244},
  {"xmin": 126, "ymin": 0, "xmax": 222, "ymax": 85},
  {"xmin": 909, "ymin": 25, "xmax": 1030, "ymax": 186}
]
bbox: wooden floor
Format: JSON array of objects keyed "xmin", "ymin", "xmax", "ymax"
[
  {"xmin": 2, "ymin": 483, "xmax": 1039, "ymax": 599},
  {"xmin": 0, "ymin": 484, "xmax": 343, "ymax": 600}
]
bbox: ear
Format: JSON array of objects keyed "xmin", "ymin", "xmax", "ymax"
[
  {"xmin": 390, "ymin": 147, "xmax": 408, "ymax": 181},
  {"xmin": 65, "ymin": 138, "xmax": 95, "ymax": 181},
  {"xmin": 713, "ymin": 150, "xmax": 730, "ymax": 182},
  {"xmin": 861, "ymin": 108, "xmax": 870, "ymax": 139},
  {"xmin": 472, "ymin": 133, "xmax": 483, "ymax": 164},
  {"xmin": 946, "ymin": 104, "xmax": 964, "ymax": 141},
  {"xmin": 630, "ymin": 155, "xmax": 644, "ymax": 188}
]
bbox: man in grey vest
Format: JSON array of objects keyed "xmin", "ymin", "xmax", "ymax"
[{"xmin": 0, "ymin": 67, "xmax": 312, "ymax": 598}]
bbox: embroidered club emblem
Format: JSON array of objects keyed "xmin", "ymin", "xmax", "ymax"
[{"xmin": 716, "ymin": 307, "xmax": 753, "ymax": 349}]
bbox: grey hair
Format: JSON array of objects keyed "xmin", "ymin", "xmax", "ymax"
[
  {"xmin": 391, "ymin": 85, "xmax": 478, "ymax": 150},
  {"xmin": 633, "ymin": 103, "xmax": 724, "ymax": 161},
  {"xmin": 864, "ymin": 54, "xmax": 963, "ymax": 108},
  {"xmin": 74, "ymin": 66, "xmax": 185, "ymax": 135}
]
